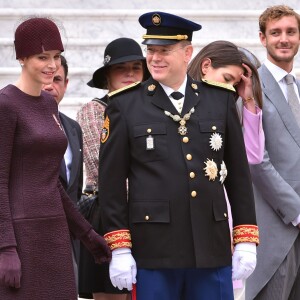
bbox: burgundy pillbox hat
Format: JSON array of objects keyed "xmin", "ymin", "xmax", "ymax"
[{"xmin": 14, "ymin": 17, "xmax": 64, "ymax": 59}]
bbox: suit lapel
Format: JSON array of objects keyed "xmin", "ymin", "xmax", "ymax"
[
  {"xmin": 59, "ymin": 113, "xmax": 80, "ymax": 189},
  {"xmin": 260, "ymin": 65, "xmax": 300, "ymax": 148},
  {"xmin": 181, "ymin": 77, "xmax": 201, "ymax": 115},
  {"xmin": 296, "ymin": 81, "xmax": 300, "ymax": 99},
  {"xmin": 147, "ymin": 79, "xmax": 179, "ymax": 115}
]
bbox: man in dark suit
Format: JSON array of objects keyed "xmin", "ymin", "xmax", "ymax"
[
  {"xmin": 43, "ymin": 55, "xmax": 83, "ymax": 289},
  {"xmin": 246, "ymin": 5, "xmax": 300, "ymax": 300},
  {"xmin": 98, "ymin": 11, "xmax": 259, "ymax": 300}
]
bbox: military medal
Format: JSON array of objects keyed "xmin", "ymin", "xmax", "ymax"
[
  {"xmin": 178, "ymin": 120, "xmax": 187, "ymax": 135},
  {"xmin": 219, "ymin": 161, "xmax": 227, "ymax": 184},
  {"xmin": 164, "ymin": 107, "xmax": 195, "ymax": 136},
  {"xmin": 203, "ymin": 158, "xmax": 218, "ymax": 181},
  {"xmin": 209, "ymin": 132, "xmax": 223, "ymax": 151},
  {"xmin": 146, "ymin": 135, "xmax": 155, "ymax": 150}
]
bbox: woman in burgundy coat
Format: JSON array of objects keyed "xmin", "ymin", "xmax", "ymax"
[{"xmin": 0, "ymin": 17, "xmax": 111, "ymax": 300}]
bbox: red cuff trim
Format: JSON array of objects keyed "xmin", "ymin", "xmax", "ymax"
[
  {"xmin": 104, "ymin": 229, "xmax": 132, "ymax": 250},
  {"xmin": 233, "ymin": 224, "xmax": 259, "ymax": 245}
]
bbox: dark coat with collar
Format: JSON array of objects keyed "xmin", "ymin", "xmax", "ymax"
[
  {"xmin": 59, "ymin": 112, "xmax": 83, "ymax": 263},
  {"xmin": 99, "ymin": 76, "xmax": 257, "ymax": 269}
]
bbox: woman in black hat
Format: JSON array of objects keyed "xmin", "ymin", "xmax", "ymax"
[{"xmin": 77, "ymin": 37, "xmax": 149, "ymax": 300}]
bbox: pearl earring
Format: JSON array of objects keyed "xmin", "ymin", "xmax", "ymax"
[{"xmin": 20, "ymin": 63, "xmax": 24, "ymax": 67}]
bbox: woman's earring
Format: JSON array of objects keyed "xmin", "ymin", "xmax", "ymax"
[{"xmin": 20, "ymin": 63, "xmax": 24, "ymax": 67}]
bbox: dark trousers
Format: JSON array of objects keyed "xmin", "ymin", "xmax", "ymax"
[{"xmin": 136, "ymin": 266, "xmax": 233, "ymax": 300}]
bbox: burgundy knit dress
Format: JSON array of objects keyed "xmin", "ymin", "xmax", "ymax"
[{"xmin": 0, "ymin": 85, "xmax": 83, "ymax": 299}]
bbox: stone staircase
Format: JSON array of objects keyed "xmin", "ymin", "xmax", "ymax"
[{"xmin": 0, "ymin": 0, "xmax": 299, "ymax": 119}]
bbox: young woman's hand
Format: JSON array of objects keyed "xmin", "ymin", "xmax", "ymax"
[
  {"xmin": 0, "ymin": 247, "xmax": 21, "ymax": 288},
  {"xmin": 236, "ymin": 63, "xmax": 256, "ymax": 112}
]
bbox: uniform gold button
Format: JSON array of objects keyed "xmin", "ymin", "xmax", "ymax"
[
  {"xmin": 212, "ymin": 126, "xmax": 217, "ymax": 130},
  {"xmin": 145, "ymin": 215, "xmax": 150, "ymax": 221},
  {"xmin": 182, "ymin": 137, "xmax": 189, "ymax": 143},
  {"xmin": 186, "ymin": 154, "xmax": 192, "ymax": 160},
  {"xmin": 147, "ymin": 128, "xmax": 152, "ymax": 133},
  {"xmin": 190, "ymin": 172, "xmax": 195, "ymax": 178},
  {"xmin": 224, "ymin": 213, "xmax": 227, "ymax": 218},
  {"xmin": 191, "ymin": 191, "xmax": 197, "ymax": 197}
]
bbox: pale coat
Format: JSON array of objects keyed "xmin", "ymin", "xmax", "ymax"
[{"xmin": 246, "ymin": 64, "xmax": 300, "ymax": 299}]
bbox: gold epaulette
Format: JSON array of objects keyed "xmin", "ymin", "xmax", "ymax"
[
  {"xmin": 108, "ymin": 81, "xmax": 141, "ymax": 98},
  {"xmin": 233, "ymin": 224, "xmax": 259, "ymax": 245},
  {"xmin": 104, "ymin": 229, "xmax": 132, "ymax": 250},
  {"xmin": 201, "ymin": 79, "xmax": 236, "ymax": 92}
]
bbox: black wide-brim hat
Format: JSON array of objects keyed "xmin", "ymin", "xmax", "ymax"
[{"xmin": 87, "ymin": 37, "xmax": 146, "ymax": 89}]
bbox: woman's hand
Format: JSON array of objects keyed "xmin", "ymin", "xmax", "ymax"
[
  {"xmin": 0, "ymin": 247, "xmax": 21, "ymax": 288},
  {"xmin": 236, "ymin": 63, "xmax": 256, "ymax": 113}
]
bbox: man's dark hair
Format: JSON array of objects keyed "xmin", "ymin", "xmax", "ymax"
[{"xmin": 60, "ymin": 55, "xmax": 68, "ymax": 79}]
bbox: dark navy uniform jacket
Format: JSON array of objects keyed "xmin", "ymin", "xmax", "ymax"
[{"xmin": 99, "ymin": 76, "xmax": 257, "ymax": 269}]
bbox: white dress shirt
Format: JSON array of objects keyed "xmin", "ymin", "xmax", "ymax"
[
  {"xmin": 160, "ymin": 76, "xmax": 187, "ymax": 114},
  {"xmin": 264, "ymin": 59, "xmax": 300, "ymax": 103}
]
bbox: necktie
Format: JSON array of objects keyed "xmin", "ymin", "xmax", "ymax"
[
  {"xmin": 170, "ymin": 91, "xmax": 184, "ymax": 100},
  {"xmin": 285, "ymin": 74, "xmax": 300, "ymax": 128}
]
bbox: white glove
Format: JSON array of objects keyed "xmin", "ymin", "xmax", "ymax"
[
  {"xmin": 232, "ymin": 242, "xmax": 257, "ymax": 280},
  {"xmin": 109, "ymin": 247, "xmax": 137, "ymax": 291}
]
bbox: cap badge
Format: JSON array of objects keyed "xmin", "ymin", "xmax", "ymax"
[
  {"xmin": 209, "ymin": 132, "xmax": 223, "ymax": 151},
  {"xmin": 103, "ymin": 55, "xmax": 111, "ymax": 65},
  {"xmin": 219, "ymin": 161, "xmax": 227, "ymax": 184},
  {"xmin": 148, "ymin": 84, "xmax": 156, "ymax": 91},
  {"xmin": 204, "ymin": 159, "xmax": 218, "ymax": 181},
  {"xmin": 152, "ymin": 13, "xmax": 161, "ymax": 26}
]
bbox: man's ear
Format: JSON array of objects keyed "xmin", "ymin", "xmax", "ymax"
[
  {"xmin": 259, "ymin": 31, "xmax": 267, "ymax": 47},
  {"xmin": 65, "ymin": 78, "xmax": 69, "ymax": 88},
  {"xmin": 184, "ymin": 45, "xmax": 194, "ymax": 63},
  {"xmin": 201, "ymin": 58, "xmax": 212, "ymax": 75}
]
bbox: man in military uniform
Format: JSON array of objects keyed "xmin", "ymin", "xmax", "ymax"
[{"xmin": 99, "ymin": 11, "xmax": 259, "ymax": 300}]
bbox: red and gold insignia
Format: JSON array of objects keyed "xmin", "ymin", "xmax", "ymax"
[
  {"xmin": 104, "ymin": 229, "xmax": 132, "ymax": 250},
  {"xmin": 101, "ymin": 115, "xmax": 110, "ymax": 143},
  {"xmin": 233, "ymin": 225, "xmax": 260, "ymax": 245},
  {"xmin": 152, "ymin": 13, "xmax": 161, "ymax": 26}
]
